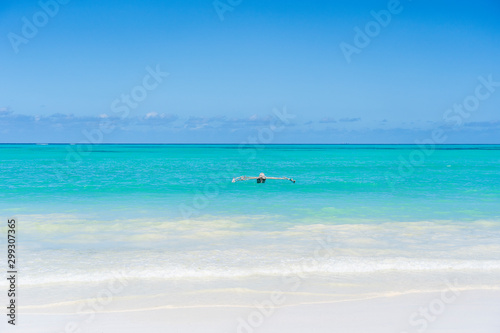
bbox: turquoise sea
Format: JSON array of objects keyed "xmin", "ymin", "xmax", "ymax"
[{"xmin": 1, "ymin": 144, "xmax": 499, "ymax": 286}]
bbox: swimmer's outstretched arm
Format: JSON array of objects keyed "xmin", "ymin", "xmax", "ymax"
[{"xmin": 232, "ymin": 176, "xmax": 259, "ymax": 182}]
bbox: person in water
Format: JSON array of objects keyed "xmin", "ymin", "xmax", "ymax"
[
  {"xmin": 232, "ymin": 173, "xmax": 295, "ymax": 183},
  {"xmin": 256, "ymin": 172, "xmax": 267, "ymax": 183}
]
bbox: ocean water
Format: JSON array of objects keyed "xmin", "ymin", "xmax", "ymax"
[{"xmin": 0, "ymin": 144, "xmax": 499, "ymax": 291}]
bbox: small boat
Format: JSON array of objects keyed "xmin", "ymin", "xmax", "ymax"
[{"xmin": 232, "ymin": 173, "xmax": 295, "ymax": 183}]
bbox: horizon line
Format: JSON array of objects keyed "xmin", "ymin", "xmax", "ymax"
[{"xmin": 1, "ymin": 143, "xmax": 499, "ymax": 146}]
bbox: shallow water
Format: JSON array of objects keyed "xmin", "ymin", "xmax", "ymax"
[{"xmin": 1, "ymin": 144, "xmax": 499, "ymax": 289}]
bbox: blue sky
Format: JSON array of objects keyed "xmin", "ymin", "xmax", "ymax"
[{"xmin": 1, "ymin": 0, "xmax": 499, "ymax": 143}]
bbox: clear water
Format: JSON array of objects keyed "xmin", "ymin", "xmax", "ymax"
[{"xmin": 1, "ymin": 144, "xmax": 499, "ymax": 285}]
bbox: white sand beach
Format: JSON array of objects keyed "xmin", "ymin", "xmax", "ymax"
[
  {"xmin": 10, "ymin": 289, "xmax": 500, "ymax": 333},
  {"xmin": 5, "ymin": 271, "xmax": 500, "ymax": 333}
]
